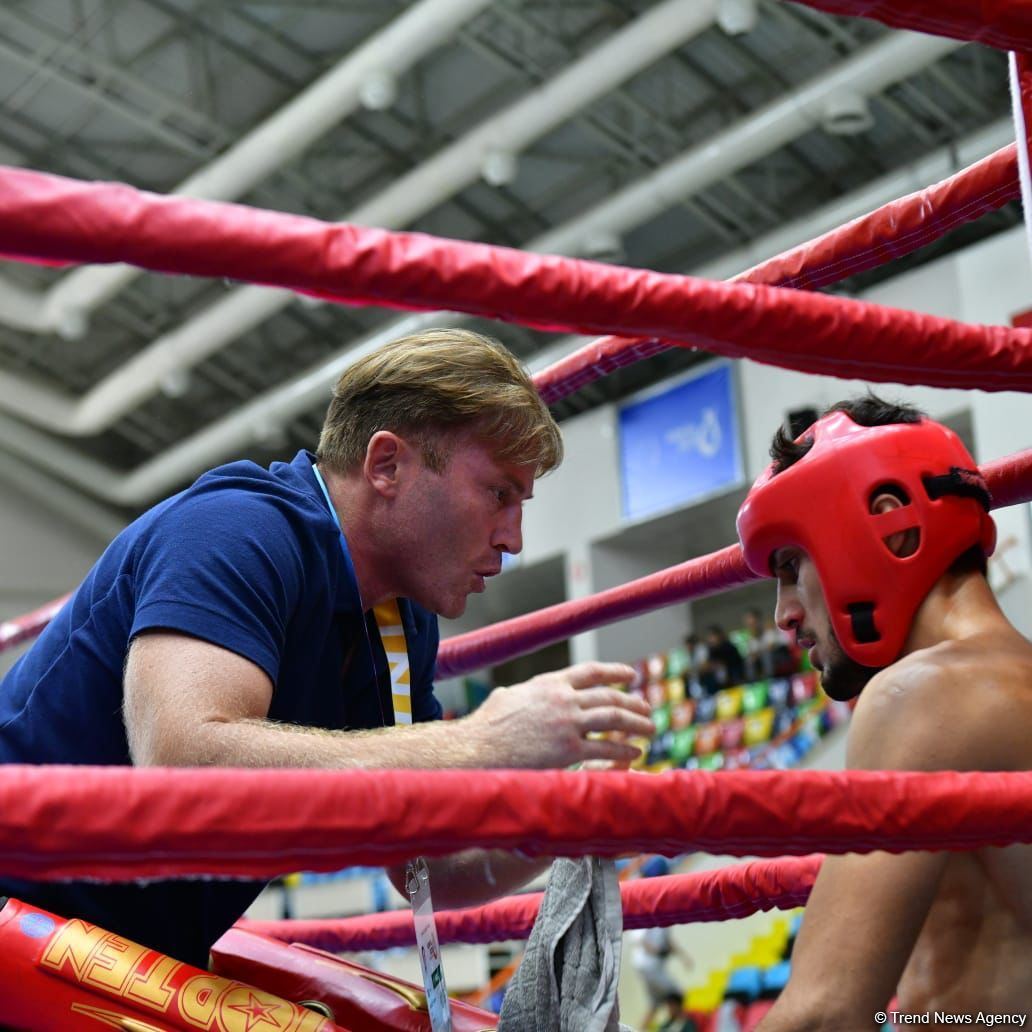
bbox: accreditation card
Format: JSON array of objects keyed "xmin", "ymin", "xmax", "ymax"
[{"xmin": 406, "ymin": 857, "xmax": 453, "ymax": 1032}]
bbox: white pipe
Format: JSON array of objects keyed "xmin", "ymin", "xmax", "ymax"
[
  {"xmin": 531, "ymin": 31, "xmax": 960, "ymax": 253},
  {"xmin": 1008, "ymin": 53, "xmax": 1032, "ymax": 271},
  {"xmin": 342, "ymin": 0, "xmax": 720, "ymax": 230},
  {"xmin": 0, "ymin": 114, "xmax": 1013, "ymax": 507},
  {"xmin": 0, "ymin": 0, "xmax": 719, "ymax": 434},
  {"xmin": 0, "ymin": 0, "xmax": 494, "ymax": 334}
]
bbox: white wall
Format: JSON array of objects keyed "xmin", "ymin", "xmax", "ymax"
[
  {"xmin": 521, "ymin": 402, "xmax": 623, "ymax": 561},
  {"xmin": 589, "ymin": 539, "xmax": 690, "ymax": 663}
]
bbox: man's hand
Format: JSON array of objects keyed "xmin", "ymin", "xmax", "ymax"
[{"xmin": 464, "ymin": 662, "xmax": 654, "ymax": 768}]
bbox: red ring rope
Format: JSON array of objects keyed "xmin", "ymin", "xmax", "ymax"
[
  {"xmin": 786, "ymin": 0, "xmax": 1032, "ymax": 53},
  {"xmin": 1, "ymin": 142, "xmax": 1027, "ymax": 660},
  {"xmin": 734, "ymin": 146, "xmax": 1020, "ymax": 291},
  {"xmin": 240, "ymin": 855, "xmax": 822, "ymax": 951},
  {"xmin": 1, "ymin": 765, "xmax": 1031, "ymax": 882},
  {"xmin": 439, "ymin": 544, "xmax": 753, "ymax": 678},
  {"xmin": 536, "ymin": 143, "xmax": 1020, "ymax": 405},
  {"xmin": 1, "ymin": 166, "xmax": 1031, "ymax": 392}
]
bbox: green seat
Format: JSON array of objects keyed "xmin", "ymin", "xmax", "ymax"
[
  {"xmin": 665, "ymin": 645, "xmax": 690, "ymax": 678},
  {"xmin": 652, "ymin": 702, "xmax": 672, "ymax": 736},
  {"xmin": 742, "ymin": 681, "xmax": 769, "ymax": 713},
  {"xmin": 671, "ymin": 726, "xmax": 697, "ymax": 765}
]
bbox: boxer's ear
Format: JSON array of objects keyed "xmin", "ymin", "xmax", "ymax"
[{"xmin": 870, "ymin": 490, "xmax": 919, "ymax": 558}]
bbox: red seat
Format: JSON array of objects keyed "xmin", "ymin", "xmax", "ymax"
[
  {"xmin": 720, "ymin": 717, "xmax": 745, "ymax": 750},
  {"xmin": 741, "ymin": 998, "xmax": 776, "ymax": 1031},
  {"xmin": 694, "ymin": 722, "xmax": 721, "ymax": 755}
]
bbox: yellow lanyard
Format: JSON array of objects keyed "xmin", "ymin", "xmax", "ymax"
[
  {"xmin": 371, "ymin": 598, "xmax": 413, "ymax": 725},
  {"xmin": 312, "ymin": 461, "xmax": 415, "ymax": 727}
]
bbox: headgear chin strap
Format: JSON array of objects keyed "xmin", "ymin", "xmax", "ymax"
[{"xmin": 736, "ymin": 412, "xmax": 997, "ymax": 668}]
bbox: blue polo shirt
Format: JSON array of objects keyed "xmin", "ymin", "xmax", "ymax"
[{"xmin": 0, "ymin": 449, "xmax": 442, "ymax": 966}]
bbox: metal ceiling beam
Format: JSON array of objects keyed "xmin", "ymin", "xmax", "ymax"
[
  {"xmin": 533, "ymin": 36, "xmax": 959, "ymax": 252},
  {"xmin": 0, "ymin": 6, "xmax": 227, "ymax": 150},
  {"xmin": 0, "ymin": 35, "xmax": 215, "ymax": 158}
]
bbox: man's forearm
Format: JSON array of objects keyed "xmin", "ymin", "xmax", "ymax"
[
  {"xmin": 388, "ymin": 849, "xmax": 551, "ymax": 911},
  {"xmin": 145, "ymin": 714, "xmax": 491, "ymax": 769},
  {"xmin": 128, "ymin": 658, "xmax": 652, "ymax": 771}
]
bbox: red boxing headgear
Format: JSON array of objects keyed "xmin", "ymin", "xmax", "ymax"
[{"xmin": 736, "ymin": 412, "xmax": 996, "ymax": 667}]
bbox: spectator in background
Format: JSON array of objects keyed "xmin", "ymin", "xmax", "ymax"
[
  {"xmin": 684, "ymin": 631, "xmax": 712, "ymax": 697},
  {"xmin": 762, "ymin": 614, "xmax": 797, "ymax": 677},
  {"xmin": 743, "ymin": 607, "xmax": 796, "ymax": 680},
  {"xmin": 630, "ymin": 925, "xmax": 693, "ymax": 1029},
  {"xmin": 704, "ymin": 624, "xmax": 746, "ymax": 689},
  {"xmin": 742, "ymin": 607, "xmax": 767, "ymax": 681},
  {"xmin": 657, "ymin": 990, "xmax": 700, "ymax": 1032}
]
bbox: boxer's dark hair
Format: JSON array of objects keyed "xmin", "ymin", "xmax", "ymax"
[{"xmin": 769, "ymin": 393, "xmax": 923, "ymax": 474}]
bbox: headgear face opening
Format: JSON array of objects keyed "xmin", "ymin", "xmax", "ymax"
[{"xmin": 736, "ymin": 412, "xmax": 997, "ymax": 667}]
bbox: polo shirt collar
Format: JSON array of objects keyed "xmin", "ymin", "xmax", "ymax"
[{"xmin": 285, "ymin": 449, "xmax": 364, "ymax": 617}]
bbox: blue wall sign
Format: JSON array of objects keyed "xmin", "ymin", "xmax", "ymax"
[{"xmin": 618, "ymin": 363, "xmax": 741, "ymax": 520}]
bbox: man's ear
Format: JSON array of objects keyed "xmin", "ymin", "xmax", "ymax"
[
  {"xmin": 871, "ymin": 490, "xmax": 919, "ymax": 558},
  {"xmin": 363, "ymin": 431, "xmax": 411, "ymax": 497}
]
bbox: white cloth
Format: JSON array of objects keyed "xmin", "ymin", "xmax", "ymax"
[{"xmin": 499, "ymin": 856, "xmax": 631, "ymax": 1032}]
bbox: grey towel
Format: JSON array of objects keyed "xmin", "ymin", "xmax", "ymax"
[{"xmin": 499, "ymin": 856, "xmax": 633, "ymax": 1032}]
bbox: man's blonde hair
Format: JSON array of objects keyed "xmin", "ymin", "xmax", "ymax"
[{"xmin": 317, "ymin": 328, "xmax": 563, "ymax": 476}]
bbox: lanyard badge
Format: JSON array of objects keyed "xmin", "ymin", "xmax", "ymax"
[
  {"xmin": 407, "ymin": 857, "xmax": 453, "ymax": 1032},
  {"xmin": 313, "ymin": 461, "xmax": 413, "ymax": 726}
]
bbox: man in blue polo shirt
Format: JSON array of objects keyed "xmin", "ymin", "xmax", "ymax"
[{"xmin": 0, "ymin": 328, "xmax": 654, "ymax": 967}]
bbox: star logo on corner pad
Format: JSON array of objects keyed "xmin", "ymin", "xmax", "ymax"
[{"xmin": 224, "ymin": 989, "xmax": 285, "ymax": 1031}]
